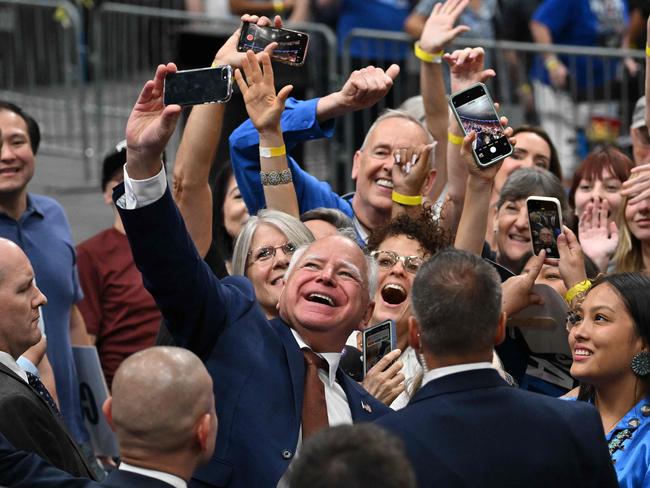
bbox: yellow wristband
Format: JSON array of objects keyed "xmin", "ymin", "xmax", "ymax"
[
  {"xmin": 544, "ymin": 56, "xmax": 560, "ymax": 71},
  {"xmin": 392, "ymin": 191, "xmax": 423, "ymax": 206},
  {"xmin": 646, "ymin": 45, "xmax": 650, "ymax": 57},
  {"xmin": 448, "ymin": 131, "xmax": 464, "ymax": 146},
  {"xmin": 259, "ymin": 145, "xmax": 286, "ymax": 158},
  {"xmin": 414, "ymin": 42, "xmax": 443, "ymax": 64},
  {"xmin": 273, "ymin": 0, "xmax": 284, "ymax": 13},
  {"xmin": 564, "ymin": 280, "xmax": 592, "ymax": 304}
]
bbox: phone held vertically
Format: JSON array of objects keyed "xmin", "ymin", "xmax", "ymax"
[
  {"xmin": 526, "ymin": 196, "xmax": 563, "ymax": 259},
  {"xmin": 449, "ymin": 82, "xmax": 513, "ymax": 168},
  {"xmin": 163, "ymin": 65, "xmax": 233, "ymax": 106},
  {"xmin": 362, "ymin": 320, "xmax": 397, "ymax": 376},
  {"xmin": 237, "ymin": 22, "xmax": 309, "ymax": 66}
]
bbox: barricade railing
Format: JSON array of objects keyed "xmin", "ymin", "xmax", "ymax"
[
  {"xmin": 341, "ymin": 28, "xmax": 645, "ymax": 188},
  {"xmin": 0, "ymin": 0, "xmax": 91, "ymax": 181}
]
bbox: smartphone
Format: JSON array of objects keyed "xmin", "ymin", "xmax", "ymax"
[
  {"xmin": 237, "ymin": 22, "xmax": 309, "ymax": 66},
  {"xmin": 526, "ymin": 196, "xmax": 562, "ymax": 259},
  {"xmin": 449, "ymin": 82, "xmax": 513, "ymax": 168},
  {"xmin": 163, "ymin": 65, "xmax": 233, "ymax": 106},
  {"xmin": 362, "ymin": 320, "xmax": 397, "ymax": 376}
]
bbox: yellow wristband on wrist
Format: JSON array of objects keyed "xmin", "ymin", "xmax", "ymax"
[
  {"xmin": 273, "ymin": 0, "xmax": 284, "ymax": 13},
  {"xmin": 564, "ymin": 280, "xmax": 592, "ymax": 304},
  {"xmin": 448, "ymin": 131, "xmax": 464, "ymax": 146},
  {"xmin": 544, "ymin": 56, "xmax": 560, "ymax": 71},
  {"xmin": 414, "ymin": 42, "xmax": 443, "ymax": 64},
  {"xmin": 392, "ymin": 191, "xmax": 423, "ymax": 206},
  {"xmin": 259, "ymin": 145, "xmax": 287, "ymax": 158},
  {"xmin": 646, "ymin": 45, "xmax": 650, "ymax": 57}
]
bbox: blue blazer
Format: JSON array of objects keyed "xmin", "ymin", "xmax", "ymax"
[
  {"xmin": 115, "ymin": 186, "xmax": 389, "ymax": 488},
  {"xmin": 376, "ymin": 368, "xmax": 618, "ymax": 488},
  {"xmin": 100, "ymin": 470, "xmax": 175, "ymax": 487}
]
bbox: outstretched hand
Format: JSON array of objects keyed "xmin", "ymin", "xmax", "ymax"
[
  {"xmin": 578, "ymin": 199, "xmax": 618, "ymax": 272},
  {"xmin": 235, "ymin": 50, "xmax": 293, "ymax": 133},
  {"xmin": 557, "ymin": 226, "xmax": 588, "ymax": 289},
  {"xmin": 445, "ymin": 47, "xmax": 496, "ymax": 93},
  {"xmin": 335, "ymin": 64, "xmax": 400, "ymax": 112},
  {"xmin": 501, "ymin": 251, "xmax": 545, "ymax": 316},
  {"xmin": 391, "ymin": 143, "xmax": 436, "ymax": 197},
  {"xmin": 459, "ymin": 114, "xmax": 514, "ymax": 178},
  {"xmin": 126, "ymin": 63, "xmax": 181, "ymax": 178},
  {"xmin": 419, "ymin": 0, "xmax": 470, "ymax": 53},
  {"xmin": 213, "ymin": 14, "xmax": 281, "ymax": 69}
]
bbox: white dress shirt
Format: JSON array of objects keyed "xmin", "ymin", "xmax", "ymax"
[
  {"xmin": 119, "ymin": 462, "xmax": 187, "ymax": 488},
  {"xmin": 0, "ymin": 351, "xmax": 28, "ymax": 383},
  {"xmin": 421, "ymin": 362, "xmax": 495, "ymax": 388},
  {"xmin": 116, "ymin": 163, "xmax": 167, "ymax": 210}
]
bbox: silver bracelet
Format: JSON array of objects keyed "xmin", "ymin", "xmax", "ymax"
[{"xmin": 260, "ymin": 169, "xmax": 293, "ymax": 186}]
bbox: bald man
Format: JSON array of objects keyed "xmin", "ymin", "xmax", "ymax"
[
  {"xmin": 101, "ymin": 346, "xmax": 217, "ymax": 487},
  {"xmin": 0, "ymin": 238, "xmax": 94, "ymax": 478}
]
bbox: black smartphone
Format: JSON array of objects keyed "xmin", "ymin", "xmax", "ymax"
[
  {"xmin": 237, "ymin": 22, "xmax": 309, "ymax": 66},
  {"xmin": 163, "ymin": 65, "xmax": 233, "ymax": 106},
  {"xmin": 527, "ymin": 196, "xmax": 562, "ymax": 259},
  {"xmin": 449, "ymin": 82, "xmax": 513, "ymax": 168},
  {"xmin": 362, "ymin": 320, "xmax": 397, "ymax": 376}
]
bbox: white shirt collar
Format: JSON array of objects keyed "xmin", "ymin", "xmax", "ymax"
[
  {"xmin": 421, "ymin": 362, "xmax": 494, "ymax": 388},
  {"xmin": 290, "ymin": 329, "xmax": 342, "ymax": 387},
  {"xmin": 0, "ymin": 351, "xmax": 28, "ymax": 383},
  {"xmin": 119, "ymin": 462, "xmax": 187, "ymax": 488}
]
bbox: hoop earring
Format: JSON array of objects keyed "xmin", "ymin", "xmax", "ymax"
[{"xmin": 631, "ymin": 351, "xmax": 650, "ymax": 377}]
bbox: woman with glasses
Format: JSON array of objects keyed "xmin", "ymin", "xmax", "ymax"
[{"xmin": 565, "ymin": 273, "xmax": 650, "ymax": 487}]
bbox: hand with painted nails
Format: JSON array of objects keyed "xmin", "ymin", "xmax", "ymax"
[{"xmin": 391, "ymin": 143, "xmax": 436, "ymax": 199}]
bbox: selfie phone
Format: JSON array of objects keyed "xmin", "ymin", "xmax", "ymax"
[
  {"xmin": 362, "ymin": 320, "xmax": 397, "ymax": 376},
  {"xmin": 526, "ymin": 196, "xmax": 562, "ymax": 259},
  {"xmin": 449, "ymin": 82, "xmax": 513, "ymax": 168},
  {"xmin": 163, "ymin": 65, "xmax": 233, "ymax": 106},
  {"xmin": 237, "ymin": 22, "xmax": 309, "ymax": 66}
]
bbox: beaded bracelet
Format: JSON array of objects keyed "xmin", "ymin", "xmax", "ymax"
[{"xmin": 260, "ymin": 169, "xmax": 292, "ymax": 186}]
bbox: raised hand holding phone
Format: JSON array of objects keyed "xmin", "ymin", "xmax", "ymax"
[
  {"xmin": 237, "ymin": 21, "xmax": 309, "ymax": 66},
  {"xmin": 526, "ymin": 196, "xmax": 562, "ymax": 259}
]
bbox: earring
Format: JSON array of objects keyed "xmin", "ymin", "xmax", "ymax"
[{"xmin": 631, "ymin": 351, "xmax": 650, "ymax": 377}]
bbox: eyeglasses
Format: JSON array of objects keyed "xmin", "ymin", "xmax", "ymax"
[
  {"xmin": 247, "ymin": 242, "xmax": 297, "ymax": 265},
  {"xmin": 370, "ymin": 250, "xmax": 424, "ymax": 274}
]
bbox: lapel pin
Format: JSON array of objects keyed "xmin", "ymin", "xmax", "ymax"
[{"xmin": 361, "ymin": 401, "xmax": 372, "ymax": 413}]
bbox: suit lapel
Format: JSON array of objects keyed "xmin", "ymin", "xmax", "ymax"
[
  {"xmin": 337, "ymin": 369, "xmax": 375, "ymax": 421},
  {"xmin": 274, "ymin": 319, "xmax": 305, "ymax": 424},
  {"xmin": 410, "ymin": 369, "xmax": 508, "ymax": 405}
]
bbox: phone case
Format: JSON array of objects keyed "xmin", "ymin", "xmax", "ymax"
[
  {"xmin": 163, "ymin": 66, "xmax": 233, "ymax": 106},
  {"xmin": 526, "ymin": 196, "xmax": 562, "ymax": 258},
  {"xmin": 448, "ymin": 82, "xmax": 513, "ymax": 168}
]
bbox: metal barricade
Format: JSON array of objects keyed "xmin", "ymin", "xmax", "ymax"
[
  {"xmin": 0, "ymin": 0, "xmax": 91, "ymax": 180},
  {"xmin": 341, "ymin": 28, "xmax": 645, "ymax": 186},
  {"xmin": 91, "ymin": 3, "xmax": 339, "ymax": 184}
]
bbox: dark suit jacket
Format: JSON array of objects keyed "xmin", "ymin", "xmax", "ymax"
[
  {"xmin": 0, "ymin": 363, "xmax": 94, "ymax": 479},
  {"xmin": 377, "ymin": 369, "xmax": 618, "ymax": 488},
  {"xmin": 100, "ymin": 470, "xmax": 175, "ymax": 487},
  {"xmin": 115, "ymin": 186, "xmax": 390, "ymax": 488}
]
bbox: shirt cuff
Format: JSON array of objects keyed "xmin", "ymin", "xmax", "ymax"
[
  {"xmin": 17, "ymin": 357, "xmax": 40, "ymax": 377},
  {"xmin": 117, "ymin": 162, "xmax": 167, "ymax": 210}
]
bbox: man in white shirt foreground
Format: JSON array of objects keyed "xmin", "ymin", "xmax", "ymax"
[{"xmin": 376, "ymin": 249, "xmax": 619, "ymax": 488}]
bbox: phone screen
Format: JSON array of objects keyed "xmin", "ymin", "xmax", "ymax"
[
  {"xmin": 362, "ymin": 320, "xmax": 396, "ymax": 375},
  {"xmin": 451, "ymin": 84, "xmax": 512, "ymax": 167},
  {"xmin": 164, "ymin": 66, "xmax": 232, "ymax": 106},
  {"xmin": 238, "ymin": 23, "xmax": 309, "ymax": 66},
  {"xmin": 527, "ymin": 198, "xmax": 562, "ymax": 258}
]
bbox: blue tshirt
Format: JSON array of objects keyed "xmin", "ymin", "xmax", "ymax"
[
  {"xmin": 0, "ymin": 194, "xmax": 88, "ymax": 444},
  {"xmin": 531, "ymin": 0, "xmax": 628, "ymax": 89}
]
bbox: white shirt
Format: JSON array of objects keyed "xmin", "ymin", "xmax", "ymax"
[
  {"xmin": 0, "ymin": 351, "xmax": 28, "ymax": 383},
  {"xmin": 421, "ymin": 362, "xmax": 495, "ymax": 388},
  {"xmin": 390, "ymin": 346, "xmax": 422, "ymax": 410},
  {"xmin": 116, "ymin": 163, "xmax": 167, "ymax": 210},
  {"xmin": 119, "ymin": 462, "xmax": 187, "ymax": 488}
]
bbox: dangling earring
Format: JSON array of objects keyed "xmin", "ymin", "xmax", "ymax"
[
  {"xmin": 631, "ymin": 351, "xmax": 650, "ymax": 377},
  {"xmin": 415, "ymin": 332, "xmax": 429, "ymax": 373}
]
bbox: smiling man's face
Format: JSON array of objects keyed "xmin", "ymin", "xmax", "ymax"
[
  {"xmin": 0, "ymin": 109, "xmax": 35, "ymax": 198},
  {"xmin": 278, "ymin": 236, "xmax": 374, "ymax": 352}
]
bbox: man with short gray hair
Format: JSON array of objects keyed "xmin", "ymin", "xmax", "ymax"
[{"xmin": 377, "ymin": 249, "xmax": 618, "ymax": 487}]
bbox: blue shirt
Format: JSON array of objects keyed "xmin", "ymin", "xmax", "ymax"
[
  {"xmin": 566, "ymin": 395, "xmax": 650, "ymax": 487},
  {"xmin": 531, "ymin": 0, "xmax": 628, "ymax": 89},
  {"xmin": 0, "ymin": 194, "xmax": 88, "ymax": 443}
]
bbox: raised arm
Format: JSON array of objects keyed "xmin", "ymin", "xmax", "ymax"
[{"xmin": 235, "ymin": 50, "xmax": 298, "ymax": 216}]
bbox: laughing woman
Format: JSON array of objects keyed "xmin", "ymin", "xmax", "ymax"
[{"xmin": 566, "ymin": 273, "xmax": 650, "ymax": 487}]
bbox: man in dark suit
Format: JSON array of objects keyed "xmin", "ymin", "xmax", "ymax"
[
  {"xmin": 376, "ymin": 249, "xmax": 618, "ymax": 487},
  {"xmin": 0, "ymin": 237, "xmax": 95, "ymax": 479},
  {"xmin": 113, "ymin": 61, "xmax": 389, "ymax": 488}
]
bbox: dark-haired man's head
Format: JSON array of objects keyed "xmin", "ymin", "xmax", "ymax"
[
  {"xmin": 287, "ymin": 424, "xmax": 416, "ymax": 488},
  {"xmin": 409, "ymin": 249, "xmax": 505, "ymax": 368}
]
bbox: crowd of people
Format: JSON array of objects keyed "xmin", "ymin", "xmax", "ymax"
[{"xmin": 2, "ymin": 0, "xmax": 650, "ymax": 487}]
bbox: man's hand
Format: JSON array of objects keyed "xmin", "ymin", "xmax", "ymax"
[
  {"xmin": 391, "ymin": 143, "xmax": 436, "ymax": 197},
  {"xmin": 444, "ymin": 47, "xmax": 495, "ymax": 94},
  {"xmin": 578, "ymin": 199, "xmax": 618, "ymax": 272},
  {"xmin": 621, "ymin": 163, "xmax": 650, "ymax": 204},
  {"xmin": 316, "ymin": 64, "xmax": 400, "ymax": 120},
  {"xmin": 361, "ymin": 349, "xmax": 405, "ymax": 406},
  {"xmin": 213, "ymin": 14, "xmax": 280, "ymax": 69},
  {"xmin": 418, "ymin": 0, "xmax": 469, "ymax": 53},
  {"xmin": 125, "ymin": 63, "xmax": 181, "ymax": 179},
  {"xmin": 501, "ymin": 251, "xmax": 545, "ymax": 316},
  {"xmin": 557, "ymin": 226, "xmax": 588, "ymax": 290},
  {"xmin": 235, "ymin": 50, "xmax": 293, "ymax": 134}
]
